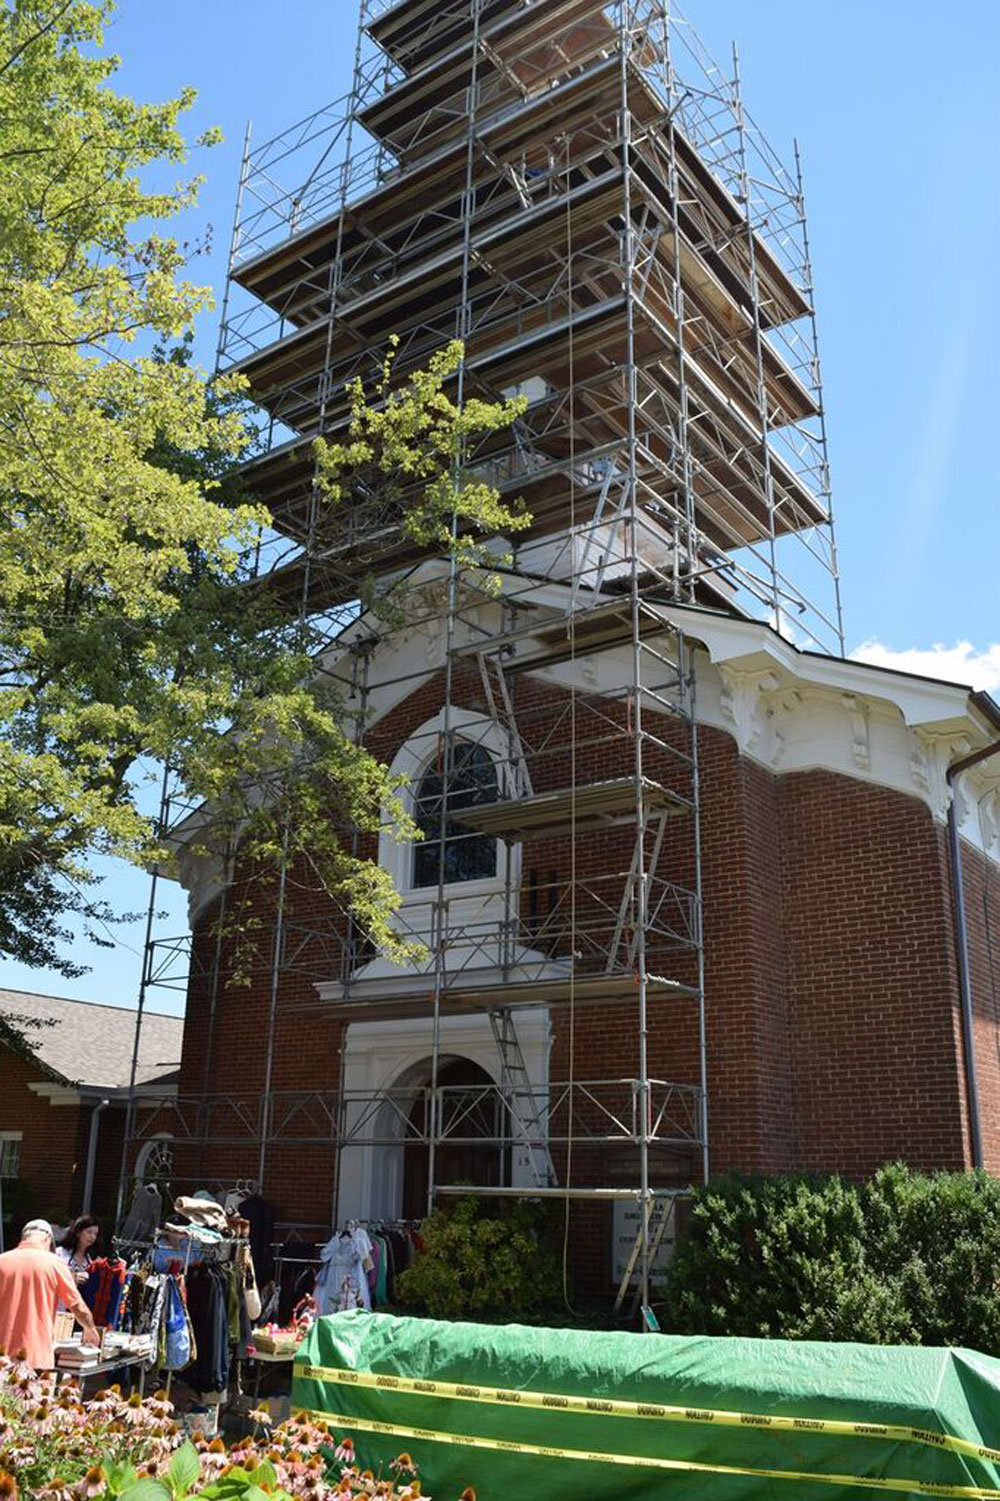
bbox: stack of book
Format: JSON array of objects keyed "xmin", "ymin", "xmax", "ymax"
[{"xmin": 54, "ymin": 1341, "xmax": 101, "ymax": 1370}]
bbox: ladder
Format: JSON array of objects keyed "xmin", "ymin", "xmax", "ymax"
[
  {"xmin": 571, "ymin": 456, "xmax": 624, "ymax": 608},
  {"xmin": 613, "ymin": 1195, "xmax": 677, "ymax": 1318},
  {"xmin": 477, "ymin": 650, "xmax": 533, "ymax": 798},
  {"xmin": 489, "ymin": 1007, "xmax": 554, "ymax": 1188}
]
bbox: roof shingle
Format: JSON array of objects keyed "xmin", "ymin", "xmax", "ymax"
[{"xmin": 0, "ymin": 988, "xmax": 182, "ymax": 1090}]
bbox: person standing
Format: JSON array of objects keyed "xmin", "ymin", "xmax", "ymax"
[
  {"xmin": 0, "ymin": 1219, "xmax": 99, "ymax": 1369},
  {"xmin": 57, "ymin": 1215, "xmax": 100, "ymax": 1286}
]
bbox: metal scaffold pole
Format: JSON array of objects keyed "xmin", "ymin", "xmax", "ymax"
[
  {"xmin": 618, "ymin": 0, "xmax": 653, "ymax": 1315},
  {"xmin": 793, "ymin": 138, "xmax": 845, "ymax": 656},
  {"xmin": 428, "ymin": 0, "xmax": 484, "ymax": 1217},
  {"xmin": 115, "ymin": 763, "xmax": 171, "ymax": 1228}
]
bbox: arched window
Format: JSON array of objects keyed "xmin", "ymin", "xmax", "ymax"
[{"xmin": 412, "ymin": 739, "xmax": 498, "ymax": 887}]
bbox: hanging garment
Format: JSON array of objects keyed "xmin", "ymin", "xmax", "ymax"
[
  {"xmin": 349, "ymin": 1223, "xmax": 375, "ymax": 1273},
  {"xmin": 80, "ymin": 1257, "xmax": 127, "ymax": 1329},
  {"xmin": 224, "ymin": 1262, "xmax": 241, "ymax": 1342},
  {"xmin": 316, "ymin": 1233, "xmax": 370, "ymax": 1316},
  {"xmin": 186, "ymin": 1263, "xmax": 230, "ymax": 1394},
  {"xmin": 373, "ymin": 1235, "xmax": 389, "ymax": 1307},
  {"xmin": 368, "ymin": 1237, "xmax": 381, "ymax": 1306},
  {"xmin": 120, "ymin": 1182, "xmax": 162, "ymax": 1244},
  {"xmin": 117, "ymin": 1269, "xmax": 139, "ymax": 1332},
  {"xmin": 138, "ymin": 1274, "xmax": 168, "ymax": 1369}
]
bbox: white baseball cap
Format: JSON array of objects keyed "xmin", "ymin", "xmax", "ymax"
[{"xmin": 22, "ymin": 1219, "xmax": 54, "ymax": 1240}]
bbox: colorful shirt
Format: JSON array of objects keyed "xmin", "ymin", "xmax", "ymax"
[
  {"xmin": 80, "ymin": 1257, "xmax": 127, "ymax": 1328},
  {"xmin": 0, "ymin": 1245, "xmax": 84, "ymax": 1369}
]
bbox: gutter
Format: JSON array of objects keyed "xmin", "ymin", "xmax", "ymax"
[
  {"xmin": 81, "ymin": 1098, "xmax": 109, "ymax": 1214},
  {"xmin": 946, "ymin": 735, "xmax": 1000, "ymax": 1169}
]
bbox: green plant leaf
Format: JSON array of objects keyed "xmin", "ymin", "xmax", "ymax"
[
  {"xmin": 167, "ymin": 1439, "xmax": 201, "ymax": 1494},
  {"xmin": 121, "ymin": 1480, "xmax": 172, "ymax": 1501},
  {"xmin": 248, "ymin": 1457, "xmax": 278, "ymax": 1487}
]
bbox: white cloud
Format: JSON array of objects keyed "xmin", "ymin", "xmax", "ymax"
[{"xmin": 851, "ymin": 639, "xmax": 1000, "ymax": 694}]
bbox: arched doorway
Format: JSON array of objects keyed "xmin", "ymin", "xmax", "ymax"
[{"xmin": 402, "ymin": 1057, "xmax": 505, "ymax": 1219}]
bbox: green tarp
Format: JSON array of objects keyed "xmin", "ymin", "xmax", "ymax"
[{"xmin": 293, "ymin": 1310, "xmax": 1000, "ymax": 1499}]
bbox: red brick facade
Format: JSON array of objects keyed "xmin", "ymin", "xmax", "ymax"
[
  {"xmin": 0, "ymin": 1049, "xmax": 92, "ymax": 1231},
  {"xmin": 157, "ymin": 668, "xmax": 999, "ymax": 1285}
]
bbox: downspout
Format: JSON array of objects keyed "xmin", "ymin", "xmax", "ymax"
[
  {"xmin": 946, "ymin": 734, "xmax": 1000, "ymax": 1170},
  {"xmin": 82, "ymin": 1098, "xmax": 110, "ymax": 1214}
]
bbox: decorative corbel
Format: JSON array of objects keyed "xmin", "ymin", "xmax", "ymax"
[
  {"xmin": 912, "ymin": 730, "xmax": 971, "ymax": 821},
  {"xmin": 978, "ymin": 788, "xmax": 1000, "ymax": 857},
  {"xmin": 718, "ymin": 665, "xmax": 780, "ymax": 756},
  {"xmin": 840, "ymin": 692, "xmax": 870, "ymax": 771}
]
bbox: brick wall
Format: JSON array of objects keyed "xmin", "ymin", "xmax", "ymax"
[
  {"xmin": 0, "ymin": 1047, "xmax": 86, "ymax": 1229},
  {"xmin": 780, "ymin": 772, "xmax": 969, "ymax": 1174},
  {"xmin": 956, "ymin": 837, "xmax": 1000, "ymax": 1172}
]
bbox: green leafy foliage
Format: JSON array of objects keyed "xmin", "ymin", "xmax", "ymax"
[
  {"xmin": 315, "ymin": 336, "xmax": 530, "ymax": 582},
  {"xmin": 0, "ymin": 3, "xmax": 528, "ymax": 979},
  {"xmin": 396, "ymin": 1194, "xmax": 562, "ymax": 1321},
  {"xmin": 662, "ymin": 1164, "xmax": 1000, "ymax": 1352}
]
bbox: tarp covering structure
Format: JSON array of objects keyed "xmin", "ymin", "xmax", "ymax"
[{"xmin": 293, "ymin": 1310, "xmax": 1000, "ymax": 1499}]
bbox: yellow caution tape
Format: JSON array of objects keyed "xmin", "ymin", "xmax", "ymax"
[
  {"xmin": 297, "ymin": 1363, "xmax": 1000, "ymax": 1469},
  {"xmin": 298, "ymin": 1404, "xmax": 1000, "ymax": 1498}
]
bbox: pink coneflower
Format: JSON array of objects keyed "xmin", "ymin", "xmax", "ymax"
[
  {"xmin": 121, "ymin": 1393, "xmax": 147, "ymax": 1427},
  {"xmin": 334, "ymin": 1436, "xmax": 355, "ymax": 1463},
  {"xmin": 74, "ymin": 1466, "xmax": 106, "ymax": 1499},
  {"xmin": 390, "ymin": 1453, "xmax": 417, "ymax": 1477}
]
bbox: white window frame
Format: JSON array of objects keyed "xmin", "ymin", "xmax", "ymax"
[
  {"xmin": 379, "ymin": 708, "xmax": 517, "ymax": 904},
  {"xmin": 0, "ymin": 1132, "xmax": 22, "ymax": 1180}
]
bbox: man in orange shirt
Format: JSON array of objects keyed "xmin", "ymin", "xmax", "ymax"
[{"xmin": 0, "ymin": 1219, "xmax": 99, "ymax": 1369}]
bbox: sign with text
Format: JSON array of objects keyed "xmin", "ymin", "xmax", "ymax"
[{"xmin": 611, "ymin": 1199, "xmax": 677, "ymax": 1285}]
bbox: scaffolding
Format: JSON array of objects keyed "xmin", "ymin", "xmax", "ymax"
[{"xmin": 118, "ymin": 0, "xmax": 843, "ymax": 1313}]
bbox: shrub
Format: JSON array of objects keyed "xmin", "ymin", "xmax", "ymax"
[
  {"xmin": 396, "ymin": 1194, "xmax": 562, "ymax": 1321},
  {"xmin": 662, "ymin": 1164, "xmax": 1000, "ymax": 1354},
  {"xmin": 862, "ymin": 1162, "xmax": 1000, "ymax": 1352}
]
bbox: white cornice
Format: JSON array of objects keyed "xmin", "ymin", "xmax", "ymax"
[{"xmin": 177, "ymin": 592, "xmax": 1000, "ymax": 922}]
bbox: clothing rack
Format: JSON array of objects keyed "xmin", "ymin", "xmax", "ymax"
[{"xmin": 347, "ymin": 1218, "xmax": 421, "ymax": 1229}]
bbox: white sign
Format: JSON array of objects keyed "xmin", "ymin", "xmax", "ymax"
[{"xmin": 611, "ymin": 1200, "xmax": 677, "ymax": 1285}]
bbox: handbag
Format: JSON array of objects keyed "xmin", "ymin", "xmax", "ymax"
[
  {"xmin": 239, "ymin": 1243, "xmax": 261, "ymax": 1323},
  {"xmin": 163, "ymin": 1276, "xmax": 191, "ymax": 1370}
]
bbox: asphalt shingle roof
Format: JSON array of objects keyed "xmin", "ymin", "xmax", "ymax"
[{"xmin": 0, "ymin": 988, "xmax": 183, "ymax": 1090}]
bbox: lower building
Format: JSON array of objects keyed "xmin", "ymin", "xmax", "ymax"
[
  {"xmin": 132, "ymin": 596, "xmax": 1000, "ymax": 1295},
  {"xmin": 0, "ymin": 989, "xmax": 182, "ymax": 1242}
]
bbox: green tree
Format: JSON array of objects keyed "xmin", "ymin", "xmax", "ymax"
[{"xmin": 0, "ymin": 1, "xmax": 528, "ymax": 976}]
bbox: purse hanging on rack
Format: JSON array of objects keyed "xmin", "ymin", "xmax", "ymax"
[
  {"xmin": 238, "ymin": 1242, "xmax": 261, "ymax": 1323},
  {"xmin": 163, "ymin": 1275, "xmax": 191, "ymax": 1371}
]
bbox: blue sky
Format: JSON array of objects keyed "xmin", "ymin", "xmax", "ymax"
[{"xmin": 1, "ymin": 0, "xmax": 998, "ymax": 1013}]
